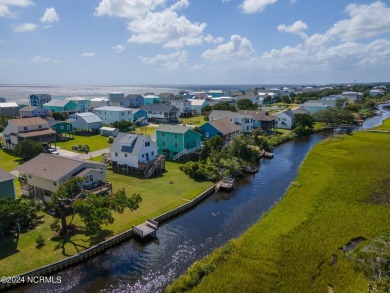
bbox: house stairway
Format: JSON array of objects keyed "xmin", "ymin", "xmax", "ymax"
[{"xmin": 144, "ymin": 155, "xmax": 165, "ymax": 178}]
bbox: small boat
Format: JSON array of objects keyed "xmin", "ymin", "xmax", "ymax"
[
  {"xmin": 260, "ymin": 150, "xmax": 274, "ymax": 158},
  {"xmin": 243, "ymin": 165, "xmax": 259, "ymax": 174},
  {"xmin": 219, "ymin": 176, "xmax": 235, "ymax": 191}
]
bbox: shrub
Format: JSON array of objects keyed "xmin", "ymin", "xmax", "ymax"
[
  {"xmin": 35, "ymin": 235, "xmax": 45, "ymax": 249},
  {"xmin": 108, "ymin": 136, "xmax": 114, "ymax": 144}
]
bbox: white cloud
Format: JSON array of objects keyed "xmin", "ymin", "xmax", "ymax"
[
  {"xmin": 0, "ymin": 0, "xmax": 33, "ymax": 17},
  {"xmin": 202, "ymin": 34, "xmax": 254, "ymax": 61},
  {"xmin": 31, "ymin": 56, "xmax": 60, "ymax": 63},
  {"xmin": 128, "ymin": 9, "xmax": 208, "ymax": 48},
  {"xmin": 278, "ymin": 20, "xmax": 308, "ymax": 39},
  {"xmin": 13, "ymin": 22, "xmax": 37, "ymax": 32},
  {"xmin": 112, "ymin": 44, "xmax": 126, "ymax": 52},
  {"xmin": 169, "ymin": 0, "xmax": 189, "ymax": 11},
  {"xmin": 40, "ymin": 7, "xmax": 59, "ymax": 23},
  {"xmin": 81, "ymin": 52, "xmax": 95, "ymax": 57},
  {"xmin": 141, "ymin": 50, "xmax": 187, "ymax": 70},
  {"xmin": 290, "ymin": 0, "xmax": 297, "ymax": 4},
  {"xmin": 240, "ymin": 0, "xmax": 277, "ymax": 14},
  {"xmin": 189, "ymin": 64, "xmax": 205, "ymax": 70},
  {"xmin": 94, "ymin": 0, "xmax": 166, "ymax": 19},
  {"xmin": 327, "ymin": 1, "xmax": 390, "ymax": 42}
]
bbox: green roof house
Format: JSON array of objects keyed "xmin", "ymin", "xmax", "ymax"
[{"xmin": 156, "ymin": 125, "xmax": 202, "ymax": 160}]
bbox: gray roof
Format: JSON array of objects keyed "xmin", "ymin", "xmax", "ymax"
[
  {"xmin": 142, "ymin": 104, "xmax": 179, "ymax": 112},
  {"xmin": 44, "ymin": 100, "xmax": 71, "ymax": 107},
  {"xmin": 238, "ymin": 110, "xmax": 276, "ymax": 122},
  {"xmin": 110, "ymin": 133, "xmax": 153, "ymax": 154},
  {"xmin": 277, "ymin": 110, "xmax": 295, "ymax": 118},
  {"xmin": 157, "ymin": 124, "xmax": 191, "ymax": 134},
  {"xmin": 125, "ymin": 94, "xmax": 144, "ymax": 99},
  {"xmin": 71, "ymin": 112, "xmax": 102, "ymax": 123},
  {"xmin": 292, "ymin": 107, "xmax": 310, "ymax": 115},
  {"xmin": 19, "ymin": 106, "xmax": 40, "ymax": 112},
  {"xmin": 0, "ymin": 167, "xmax": 16, "ymax": 183},
  {"xmin": 209, "ymin": 110, "xmax": 252, "ymax": 120},
  {"xmin": 94, "ymin": 106, "xmax": 132, "ymax": 112},
  {"xmin": 16, "ymin": 153, "xmax": 104, "ymax": 181},
  {"xmin": 206, "ymin": 118, "xmax": 241, "ymax": 135},
  {"xmin": 303, "ymin": 100, "xmax": 336, "ymax": 107}
]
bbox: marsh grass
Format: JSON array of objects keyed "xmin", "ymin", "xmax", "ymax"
[{"xmin": 167, "ymin": 131, "xmax": 390, "ymax": 293}]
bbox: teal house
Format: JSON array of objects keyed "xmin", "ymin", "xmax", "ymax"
[
  {"xmin": 0, "ymin": 168, "xmax": 16, "ymax": 199},
  {"xmin": 48, "ymin": 120, "xmax": 73, "ymax": 137},
  {"xmin": 156, "ymin": 125, "xmax": 202, "ymax": 160},
  {"xmin": 43, "ymin": 100, "xmax": 78, "ymax": 113}
]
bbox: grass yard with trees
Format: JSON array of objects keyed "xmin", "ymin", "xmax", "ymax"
[{"xmin": 167, "ymin": 131, "xmax": 390, "ymax": 293}]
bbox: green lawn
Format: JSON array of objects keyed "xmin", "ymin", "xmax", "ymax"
[
  {"xmin": 179, "ymin": 116, "xmax": 206, "ymax": 127},
  {"xmin": 0, "ymin": 148, "xmax": 22, "ymax": 172},
  {"xmin": 134, "ymin": 126, "xmax": 157, "ymax": 136},
  {"xmin": 55, "ymin": 134, "xmax": 110, "ymax": 152},
  {"xmin": 0, "ymin": 161, "xmax": 213, "ymax": 276},
  {"xmin": 373, "ymin": 117, "xmax": 390, "ymax": 131},
  {"xmin": 167, "ymin": 131, "xmax": 390, "ymax": 293}
]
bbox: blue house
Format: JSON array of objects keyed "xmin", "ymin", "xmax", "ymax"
[
  {"xmin": 0, "ymin": 168, "xmax": 16, "ymax": 199},
  {"xmin": 144, "ymin": 95, "xmax": 161, "ymax": 105},
  {"xmin": 132, "ymin": 109, "xmax": 148, "ymax": 125},
  {"xmin": 200, "ymin": 118, "xmax": 241, "ymax": 144}
]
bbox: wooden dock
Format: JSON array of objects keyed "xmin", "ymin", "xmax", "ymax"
[{"xmin": 132, "ymin": 218, "xmax": 159, "ymax": 239}]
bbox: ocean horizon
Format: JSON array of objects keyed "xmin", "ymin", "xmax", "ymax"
[{"xmin": 0, "ymin": 83, "xmax": 320, "ymax": 103}]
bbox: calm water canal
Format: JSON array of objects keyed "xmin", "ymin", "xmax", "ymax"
[{"xmin": 11, "ymin": 105, "xmax": 390, "ymax": 293}]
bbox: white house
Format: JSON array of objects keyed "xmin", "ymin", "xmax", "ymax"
[
  {"xmin": 302, "ymin": 100, "xmax": 337, "ymax": 114},
  {"xmin": 92, "ymin": 106, "xmax": 148, "ymax": 125},
  {"xmin": 170, "ymin": 99, "xmax": 192, "ymax": 117},
  {"xmin": 208, "ymin": 110, "xmax": 253, "ymax": 133},
  {"xmin": 188, "ymin": 99, "xmax": 208, "ymax": 114},
  {"xmin": 68, "ymin": 112, "xmax": 103, "ymax": 131},
  {"xmin": 110, "ymin": 133, "xmax": 158, "ymax": 171},
  {"xmin": 16, "ymin": 154, "xmax": 108, "ymax": 203},
  {"xmin": 90, "ymin": 97, "xmax": 110, "ymax": 108},
  {"xmin": 275, "ymin": 110, "xmax": 295, "ymax": 129}
]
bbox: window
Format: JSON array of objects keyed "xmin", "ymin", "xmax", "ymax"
[
  {"xmin": 142, "ymin": 154, "xmax": 144, "ymax": 158},
  {"xmin": 61, "ymin": 126, "xmax": 64, "ymax": 130},
  {"xmin": 145, "ymin": 142, "xmax": 150, "ymax": 147},
  {"xmin": 115, "ymin": 152, "xmax": 118, "ymax": 157},
  {"xmin": 162, "ymin": 141, "xmax": 165, "ymax": 147},
  {"xmin": 67, "ymin": 125, "xmax": 70, "ymax": 130},
  {"xmin": 175, "ymin": 143, "xmax": 178, "ymax": 148},
  {"xmin": 125, "ymin": 154, "xmax": 127, "ymax": 157},
  {"xmin": 174, "ymin": 133, "xmax": 178, "ymax": 139},
  {"xmin": 205, "ymin": 132, "xmax": 209, "ymax": 138},
  {"xmin": 162, "ymin": 132, "xmax": 165, "ymax": 137},
  {"xmin": 38, "ymin": 125, "xmax": 42, "ymax": 129},
  {"xmin": 151, "ymin": 151, "xmax": 154, "ymax": 156},
  {"xmin": 24, "ymin": 127, "xmax": 28, "ymax": 131},
  {"xmin": 89, "ymin": 175, "xmax": 93, "ymax": 182},
  {"xmin": 121, "ymin": 112, "xmax": 124, "ymax": 115}
]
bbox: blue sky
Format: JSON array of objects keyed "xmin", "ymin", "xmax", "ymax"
[{"xmin": 0, "ymin": 0, "xmax": 389, "ymax": 85}]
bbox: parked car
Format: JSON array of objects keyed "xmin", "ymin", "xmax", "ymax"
[{"xmin": 42, "ymin": 147, "xmax": 59, "ymax": 155}]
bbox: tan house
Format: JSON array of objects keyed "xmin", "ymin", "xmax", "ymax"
[
  {"xmin": 2, "ymin": 117, "xmax": 56, "ymax": 150},
  {"xmin": 16, "ymin": 154, "xmax": 110, "ymax": 203}
]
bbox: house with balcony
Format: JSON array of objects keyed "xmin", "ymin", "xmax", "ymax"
[
  {"xmin": 238, "ymin": 110, "xmax": 276, "ymax": 130},
  {"xmin": 156, "ymin": 124, "xmax": 201, "ymax": 160},
  {"xmin": 275, "ymin": 110, "xmax": 295, "ymax": 129},
  {"xmin": 16, "ymin": 154, "xmax": 110, "ymax": 203},
  {"xmin": 3, "ymin": 117, "xmax": 56, "ymax": 150},
  {"xmin": 142, "ymin": 104, "xmax": 179, "ymax": 123},
  {"xmin": 144, "ymin": 94, "xmax": 160, "ymax": 105},
  {"xmin": 208, "ymin": 110, "xmax": 253, "ymax": 133},
  {"xmin": 68, "ymin": 112, "xmax": 102, "ymax": 132},
  {"xmin": 64, "ymin": 97, "xmax": 91, "ymax": 112},
  {"xmin": 29, "ymin": 94, "xmax": 51, "ymax": 108},
  {"xmin": 47, "ymin": 119, "xmax": 73, "ymax": 138},
  {"xmin": 110, "ymin": 133, "xmax": 164, "ymax": 178},
  {"xmin": 199, "ymin": 118, "xmax": 241, "ymax": 144},
  {"xmin": 43, "ymin": 100, "xmax": 78, "ymax": 113},
  {"xmin": 19, "ymin": 106, "xmax": 49, "ymax": 118},
  {"xmin": 302, "ymin": 100, "xmax": 337, "ymax": 115},
  {"xmin": 92, "ymin": 106, "xmax": 148, "ymax": 125},
  {"xmin": 0, "ymin": 102, "xmax": 20, "ymax": 117},
  {"xmin": 0, "ymin": 168, "xmax": 16, "ymax": 199},
  {"xmin": 170, "ymin": 99, "xmax": 192, "ymax": 117},
  {"xmin": 188, "ymin": 99, "xmax": 208, "ymax": 114}
]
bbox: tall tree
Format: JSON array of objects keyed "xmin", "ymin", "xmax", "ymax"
[
  {"xmin": 236, "ymin": 99, "xmax": 258, "ymax": 110},
  {"xmin": 14, "ymin": 140, "xmax": 43, "ymax": 161},
  {"xmin": 51, "ymin": 177, "xmax": 142, "ymax": 234}
]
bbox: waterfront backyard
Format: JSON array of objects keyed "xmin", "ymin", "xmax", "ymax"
[{"xmin": 0, "ymin": 156, "xmax": 213, "ymax": 277}]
